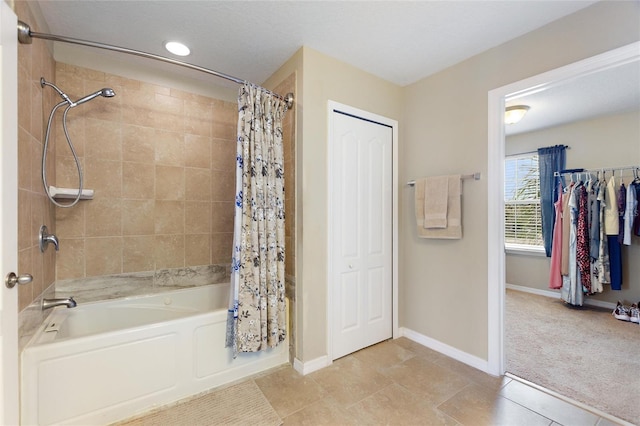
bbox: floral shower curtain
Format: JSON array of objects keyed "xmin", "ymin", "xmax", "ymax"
[{"xmin": 226, "ymin": 84, "xmax": 287, "ymax": 354}]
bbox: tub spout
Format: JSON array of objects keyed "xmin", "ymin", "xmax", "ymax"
[{"xmin": 42, "ymin": 297, "xmax": 77, "ymax": 310}]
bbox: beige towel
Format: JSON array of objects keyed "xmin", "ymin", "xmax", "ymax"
[
  {"xmin": 423, "ymin": 176, "xmax": 449, "ymax": 228},
  {"xmin": 415, "ymin": 175, "xmax": 462, "ymax": 239}
]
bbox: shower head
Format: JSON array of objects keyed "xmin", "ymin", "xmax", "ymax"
[{"xmin": 73, "ymin": 88, "xmax": 116, "ymax": 107}]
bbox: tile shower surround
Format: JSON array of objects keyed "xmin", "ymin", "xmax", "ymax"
[
  {"xmin": 16, "ymin": 0, "xmax": 58, "ymax": 313},
  {"xmin": 15, "ymin": 0, "xmax": 296, "ymax": 353},
  {"xmin": 53, "ymin": 62, "xmax": 238, "ymax": 280}
]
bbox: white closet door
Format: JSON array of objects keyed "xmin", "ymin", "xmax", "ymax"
[{"xmin": 330, "ymin": 109, "xmax": 393, "ymax": 360}]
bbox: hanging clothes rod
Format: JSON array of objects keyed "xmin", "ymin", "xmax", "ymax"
[
  {"xmin": 553, "ymin": 165, "xmax": 640, "ymax": 177},
  {"xmin": 16, "ymin": 20, "xmax": 295, "ymax": 109},
  {"xmin": 509, "ymin": 145, "xmax": 571, "ymax": 157},
  {"xmin": 407, "ymin": 172, "xmax": 481, "ymax": 186}
]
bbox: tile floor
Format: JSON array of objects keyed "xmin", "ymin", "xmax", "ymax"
[{"xmin": 126, "ymin": 337, "xmax": 627, "ymax": 425}]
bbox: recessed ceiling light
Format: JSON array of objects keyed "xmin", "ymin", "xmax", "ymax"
[{"xmin": 165, "ymin": 41, "xmax": 190, "ymax": 56}]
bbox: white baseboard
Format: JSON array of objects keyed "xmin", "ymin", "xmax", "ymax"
[
  {"xmin": 506, "ymin": 283, "xmax": 616, "ymax": 310},
  {"xmin": 293, "ymin": 355, "xmax": 331, "ymax": 376},
  {"xmin": 400, "ymin": 327, "xmax": 490, "ymax": 375}
]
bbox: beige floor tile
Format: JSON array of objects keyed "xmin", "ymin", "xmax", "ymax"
[
  {"xmin": 438, "ymin": 384, "xmax": 552, "ymax": 426},
  {"xmin": 381, "ymin": 356, "xmax": 471, "ymax": 406},
  {"xmin": 309, "ymin": 355, "xmax": 392, "ymax": 406},
  {"xmin": 282, "ymin": 395, "xmax": 360, "ymax": 426},
  {"xmin": 393, "ymin": 337, "xmax": 451, "ymax": 362},
  {"xmin": 500, "ymin": 380, "xmax": 600, "ymax": 426},
  {"xmin": 434, "ymin": 356, "xmax": 512, "ymax": 392},
  {"xmin": 347, "ymin": 383, "xmax": 459, "ymax": 425},
  {"xmin": 351, "ymin": 339, "xmax": 416, "ymax": 370},
  {"xmin": 254, "ymin": 366, "xmax": 327, "ymax": 418}
]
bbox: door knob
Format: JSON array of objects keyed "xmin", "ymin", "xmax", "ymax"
[{"xmin": 5, "ymin": 272, "xmax": 33, "ymax": 289}]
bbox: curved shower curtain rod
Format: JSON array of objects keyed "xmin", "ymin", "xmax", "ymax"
[{"xmin": 17, "ymin": 20, "xmax": 295, "ymax": 109}]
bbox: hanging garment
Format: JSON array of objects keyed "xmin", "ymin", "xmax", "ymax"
[
  {"xmin": 549, "ymin": 183, "xmax": 563, "ymax": 289},
  {"xmin": 588, "ymin": 179, "xmax": 600, "ymax": 259},
  {"xmin": 604, "ymin": 176, "xmax": 618, "ymax": 235},
  {"xmin": 634, "ymin": 181, "xmax": 640, "ymax": 236},
  {"xmin": 588, "ymin": 179, "xmax": 602, "ymax": 293},
  {"xmin": 576, "ymin": 185, "xmax": 591, "ymax": 293},
  {"xmin": 596, "ymin": 180, "xmax": 610, "ymax": 286},
  {"xmin": 562, "ymin": 185, "xmax": 583, "ymax": 306},
  {"xmin": 623, "ymin": 181, "xmax": 636, "ymax": 245},
  {"xmin": 561, "ymin": 184, "xmax": 573, "ymax": 276},
  {"xmin": 617, "ymin": 182, "xmax": 626, "ymax": 244},
  {"xmin": 608, "ymin": 235, "xmax": 623, "ymax": 290}
]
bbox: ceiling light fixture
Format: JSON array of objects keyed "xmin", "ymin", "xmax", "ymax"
[
  {"xmin": 164, "ymin": 41, "xmax": 190, "ymax": 56},
  {"xmin": 505, "ymin": 105, "xmax": 530, "ymax": 124}
]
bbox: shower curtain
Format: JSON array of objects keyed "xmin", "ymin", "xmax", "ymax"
[{"xmin": 226, "ymin": 83, "xmax": 287, "ymax": 354}]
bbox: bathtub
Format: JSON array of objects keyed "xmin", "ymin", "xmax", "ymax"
[{"xmin": 21, "ymin": 284, "xmax": 289, "ymax": 425}]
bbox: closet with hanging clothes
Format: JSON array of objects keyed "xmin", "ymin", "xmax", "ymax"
[{"xmin": 549, "ymin": 166, "xmax": 640, "ymax": 307}]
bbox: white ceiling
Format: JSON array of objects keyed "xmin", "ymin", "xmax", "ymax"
[
  {"xmin": 34, "ymin": 1, "xmax": 599, "ymax": 87},
  {"xmin": 506, "ymin": 59, "xmax": 640, "ymax": 135},
  {"xmin": 31, "ymin": 1, "xmax": 639, "ymax": 133}
]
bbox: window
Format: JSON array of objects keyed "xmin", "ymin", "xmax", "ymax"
[{"xmin": 504, "ymin": 154, "xmax": 543, "ymax": 249}]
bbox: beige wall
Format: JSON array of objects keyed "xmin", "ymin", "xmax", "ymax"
[
  {"xmin": 400, "ymin": 1, "xmax": 640, "ymax": 360},
  {"xmin": 15, "ymin": 0, "xmax": 56, "ymax": 312},
  {"xmin": 265, "ymin": 47, "xmax": 404, "ymax": 362},
  {"xmin": 506, "ymin": 111, "xmax": 640, "ymax": 304}
]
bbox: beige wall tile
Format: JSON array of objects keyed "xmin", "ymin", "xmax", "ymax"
[
  {"xmin": 61, "ymin": 243, "xmax": 89, "ymax": 279},
  {"xmin": 185, "ymin": 201, "xmax": 211, "ymax": 234},
  {"xmin": 30, "ymin": 80, "xmax": 43, "ymax": 146},
  {"xmin": 211, "ymin": 202, "xmax": 234, "ymax": 233},
  {"xmin": 211, "ymin": 101, "xmax": 237, "ymax": 140},
  {"xmin": 155, "ymin": 130, "xmax": 185, "ymax": 166},
  {"xmin": 18, "ymin": 248, "xmax": 33, "ymax": 312},
  {"xmin": 122, "ymin": 124, "xmax": 155, "ymax": 163},
  {"xmin": 154, "ymin": 234, "xmax": 184, "ymax": 269},
  {"xmin": 122, "ymin": 199, "xmax": 154, "ymax": 235},
  {"xmin": 18, "ymin": 128, "xmax": 32, "ymax": 191},
  {"xmin": 156, "ymin": 165, "xmax": 185, "ymax": 200},
  {"xmin": 185, "ymin": 100, "xmax": 212, "ymax": 137},
  {"xmin": 85, "ymin": 118, "xmax": 122, "ymax": 161},
  {"xmin": 211, "ymin": 232, "xmax": 233, "ymax": 265},
  {"xmin": 211, "ymin": 138, "xmax": 236, "ymax": 172},
  {"xmin": 85, "ymin": 237, "xmax": 122, "ymax": 277},
  {"xmin": 185, "ymin": 168, "xmax": 210, "ymax": 201},
  {"xmin": 123, "ymin": 162, "xmax": 155, "ymax": 199},
  {"xmin": 54, "ymin": 114, "xmax": 85, "ymax": 158},
  {"xmin": 211, "ymin": 170, "xmax": 235, "ymax": 202},
  {"xmin": 155, "ymin": 200, "xmax": 185, "ymax": 234},
  {"xmin": 84, "ymin": 198, "xmax": 122, "ymax": 237},
  {"xmin": 123, "ymin": 236, "xmax": 155, "ymax": 273},
  {"xmin": 18, "ymin": 189, "xmax": 31, "ymax": 251},
  {"xmin": 17, "ymin": 63, "xmax": 31, "ymax": 133},
  {"xmin": 47, "ymin": 64, "xmax": 252, "ymax": 287},
  {"xmin": 85, "ymin": 237, "xmax": 123, "ymax": 277},
  {"xmin": 184, "ymin": 134, "xmax": 211, "ymax": 169},
  {"xmin": 84, "ymin": 158, "xmax": 122, "ymax": 199},
  {"xmin": 55, "ymin": 203, "xmax": 85, "ymax": 238},
  {"xmin": 55, "ymin": 153, "xmax": 85, "ymax": 189},
  {"xmin": 185, "ymin": 234, "xmax": 211, "ymax": 266}
]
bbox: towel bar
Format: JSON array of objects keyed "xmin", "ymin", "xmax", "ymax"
[{"xmin": 407, "ymin": 172, "xmax": 481, "ymax": 186}]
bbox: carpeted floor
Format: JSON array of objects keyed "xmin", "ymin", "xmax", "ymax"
[{"xmin": 505, "ymin": 289, "xmax": 640, "ymax": 425}]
